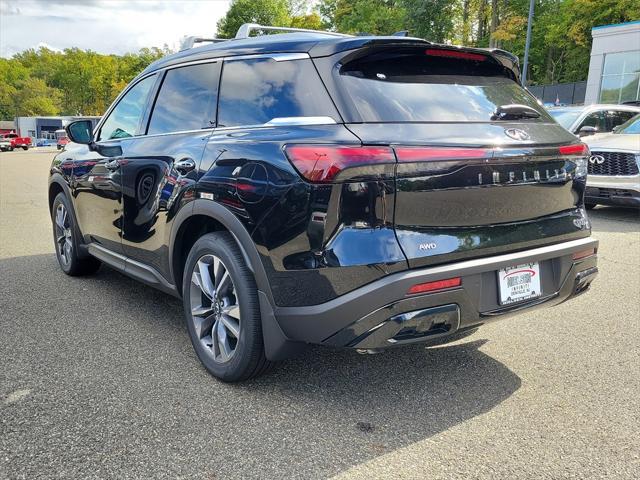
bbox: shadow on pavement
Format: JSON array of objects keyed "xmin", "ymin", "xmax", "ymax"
[{"xmin": 1, "ymin": 254, "xmax": 521, "ymax": 479}]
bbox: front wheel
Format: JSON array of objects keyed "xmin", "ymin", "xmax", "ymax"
[
  {"xmin": 182, "ymin": 232, "xmax": 273, "ymax": 382},
  {"xmin": 22, "ymin": 146, "xmax": 28, "ymax": 151}
]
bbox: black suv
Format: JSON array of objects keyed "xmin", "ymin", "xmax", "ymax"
[{"xmin": 50, "ymin": 25, "xmax": 599, "ymax": 381}]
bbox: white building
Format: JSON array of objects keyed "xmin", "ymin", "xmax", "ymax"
[{"xmin": 585, "ymin": 21, "xmax": 640, "ymax": 105}]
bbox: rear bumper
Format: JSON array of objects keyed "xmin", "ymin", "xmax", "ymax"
[{"xmin": 274, "ymin": 237, "xmax": 598, "ymax": 349}]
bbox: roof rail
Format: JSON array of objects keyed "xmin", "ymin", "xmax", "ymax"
[
  {"xmin": 235, "ymin": 23, "xmax": 350, "ymax": 39},
  {"xmin": 180, "ymin": 36, "xmax": 228, "ymax": 51}
]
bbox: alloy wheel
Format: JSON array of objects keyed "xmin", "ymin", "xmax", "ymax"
[
  {"xmin": 189, "ymin": 254, "xmax": 241, "ymax": 363},
  {"xmin": 54, "ymin": 203, "xmax": 73, "ymax": 266}
]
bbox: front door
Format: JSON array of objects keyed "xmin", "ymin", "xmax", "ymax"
[{"xmin": 70, "ymin": 73, "xmax": 158, "ymax": 254}]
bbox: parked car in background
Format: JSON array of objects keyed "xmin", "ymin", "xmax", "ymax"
[
  {"xmin": 0, "ymin": 132, "xmax": 31, "ymax": 151},
  {"xmin": 55, "ymin": 129, "xmax": 69, "ymax": 150},
  {"xmin": 583, "ymin": 113, "xmax": 640, "ymax": 209},
  {"xmin": 548, "ymin": 104, "xmax": 640, "ymax": 137}
]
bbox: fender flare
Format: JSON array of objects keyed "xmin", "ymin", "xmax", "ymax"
[
  {"xmin": 169, "ymin": 198, "xmax": 275, "ymax": 306},
  {"xmin": 169, "ymin": 199, "xmax": 303, "ymax": 361}
]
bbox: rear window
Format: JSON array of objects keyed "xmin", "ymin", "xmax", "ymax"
[
  {"xmin": 217, "ymin": 58, "xmax": 339, "ymax": 127},
  {"xmin": 336, "ymin": 48, "xmax": 550, "ymax": 123}
]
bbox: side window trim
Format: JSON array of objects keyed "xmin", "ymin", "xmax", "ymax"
[{"xmin": 140, "ymin": 70, "xmax": 166, "ymax": 136}]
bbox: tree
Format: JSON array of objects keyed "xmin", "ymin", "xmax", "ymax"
[
  {"xmin": 401, "ymin": 0, "xmax": 457, "ymax": 43},
  {"xmin": 216, "ymin": 0, "xmax": 291, "ymax": 38},
  {"xmin": 13, "ymin": 77, "xmax": 62, "ymax": 116},
  {"xmin": 323, "ymin": 0, "xmax": 405, "ymax": 35}
]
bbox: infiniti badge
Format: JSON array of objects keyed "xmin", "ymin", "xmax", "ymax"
[
  {"xmin": 589, "ymin": 155, "xmax": 605, "ymax": 165},
  {"xmin": 504, "ymin": 128, "xmax": 530, "ymax": 141}
]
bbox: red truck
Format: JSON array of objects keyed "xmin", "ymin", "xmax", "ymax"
[{"xmin": 0, "ymin": 133, "xmax": 31, "ymax": 151}]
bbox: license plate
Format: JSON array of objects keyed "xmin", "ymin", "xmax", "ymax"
[{"xmin": 498, "ymin": 262, "xmax": 542, "ymax": 305}]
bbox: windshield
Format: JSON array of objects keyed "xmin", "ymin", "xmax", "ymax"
[
  {"xmin": 336, "ymin": 48, "xmax": 550, "ymax": 123},
  {"xmin": 615, "ymin": 114, "xmax": 640, "ymax": 134},
  {"xmin": 548, "ymin": 108, "xmax": 582, "ymax": 129}
]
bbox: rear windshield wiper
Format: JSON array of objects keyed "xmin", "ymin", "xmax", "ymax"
[{"xmin": 491, "ymin": 104, "xmax": 541, "ymax": 121}]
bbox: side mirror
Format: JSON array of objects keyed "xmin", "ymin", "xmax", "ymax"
[
  {"xmin": 577, "ymin": 125, "xmax": 598, "ymax": 137},
  {"xmin": 65, "ymin": 120, "xmax": 94, "ymax": 145}
]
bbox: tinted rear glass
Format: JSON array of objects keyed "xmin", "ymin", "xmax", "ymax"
[
  {"xmin": 148, "ymin": 62, "xmax": 220, "ymax": 135},
  {"xmin": 336, "ymin": 48, "xmax": 550, "ymax": 123},
  {"xmin": 217, "ymin": 58, "xmax": 339, "ymax": 127}
]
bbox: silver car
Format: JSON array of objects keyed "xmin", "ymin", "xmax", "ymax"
[
  {"xmin": 548, "ymin": 104, "xmax": 640, "ymax": 137},
  {"xmin": 583, "ymin": 114, "xmax": 640, "ymax": 208}
]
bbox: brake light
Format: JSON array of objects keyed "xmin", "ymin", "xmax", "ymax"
[
  {"xmin": 407, "ymin": 277, "xmax": 462, "ymax": 295},
  {"xmin": 425, "ymin": 48, "xmax": 487, "ymax": 62},
  {"xmin": 395, "ymin": 147, "xmax": 489, "ymax": 162},
  {"xmin": 559, "ymin": 143, "xmax": 589, "ymax": 156},
  {"xmin": 284, "ymin": 145, "xmax": 395, "ymax": 183}
]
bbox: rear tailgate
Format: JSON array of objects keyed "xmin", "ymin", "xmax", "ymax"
[{"xmin": 318, "ymin": 44, "xmax": 591, "ymax": 268}]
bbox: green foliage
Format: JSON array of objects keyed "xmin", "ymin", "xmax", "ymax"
[
  {"xmin": 0, "ymin": 47, "xmax": 167, "ymax": 119},
  {"xmin": 326, "ymin": 0, "xmax": 406, "ymax": 35},
  {"xmin": 216, "ymin": 0, "xmax": 291, "ymax": 38},
  {"xmin": 401, "ymin": 0, "xmax": 457, "ymax": 43},
  {"xmin": 3, "ymin": 0, "xmax": 639, "ymax": 120}
]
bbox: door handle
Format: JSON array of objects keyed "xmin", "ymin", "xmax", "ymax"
[
  {"xmin": 105, "ymin": 159, "xmax": 120, "ymax": 171},
  {"xmin": 175, "ymin": 158, "xmax": 196, "ymax": 175}
]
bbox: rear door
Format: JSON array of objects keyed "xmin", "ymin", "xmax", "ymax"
[
  {"xmin": 120, "ymin": 61, "xmax": 220, "ymax": 280},
  {"xmin": 316, "ymin": 46, "xmax": 590, "ymax": 268}
]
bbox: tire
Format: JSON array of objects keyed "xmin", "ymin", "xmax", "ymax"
[
  {"xmin": 182, "ymin": 232, "xmax": 273, "ymax": 382},
  {"xmin": 8, "ymin": 146, "xmax": 13, "ymax": 152},
  {"xmin": 52, "ymin": 193, "xmax": 101, "ymax": 276},
  {"xmin": 22, "ymin": 146, "xmax": 28, "ymax": 151},
  {"xmin": 585, "ymin": 202, "xmax": 597, "ymax": 210}
]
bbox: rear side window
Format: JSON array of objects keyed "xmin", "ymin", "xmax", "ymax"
[
  {"xmin": 148, "ymin": 62, "xmax": 220, "ymax": 135},
  {"xmin": 217, "ymin": 58, "xmax": 339, "ymax": 127},
  {"xmin": 605, "ymin": 110, "xmax": 636, "ymax": 131},
  {"xmin": 335, "ymin": 48, "xmax": 549, "ymax": 123}
]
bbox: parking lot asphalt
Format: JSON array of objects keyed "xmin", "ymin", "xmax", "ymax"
[{"xmin": 1, "ymin": 148, "xmax": 639, "ymax": 479}]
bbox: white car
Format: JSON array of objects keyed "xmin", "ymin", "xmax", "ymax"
[
  {"xmin": 548, "ymin": 104, "xmax": 640, "ymax": 137},
  {"xmin": 583, "ymin": 114, "xmax": 640, "ymax": 208}
]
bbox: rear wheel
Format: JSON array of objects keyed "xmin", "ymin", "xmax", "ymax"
[
  {"xmin": 22, "ymin": 146, "xmax": 28, "ymax": 151},
  {"xmin": 52, "ymin": 193, "xmax": 101, "ymax": 276},
  {"xmin": 182, "ymin": 232, "xmax": 273, "ymax": 382},
  {"xmin": 585, "ymin": 202, "xmax": 597, "ymax": 210}
]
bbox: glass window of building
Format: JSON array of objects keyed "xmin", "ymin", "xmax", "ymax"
[{"xmin": 599, "ymin": 51, "xmax": 640, "ymax": 103}]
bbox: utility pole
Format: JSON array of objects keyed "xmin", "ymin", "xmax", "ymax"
[{"xmin": 522, "ymin": 0, "xmax": 535, "ymax": 86}]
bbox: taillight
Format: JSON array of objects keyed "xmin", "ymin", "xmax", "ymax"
[
  {"xmin": 284, "ymin": 145, "xmax": 394, "ymax": 183},
  {"xmin": 425, "ymin": 48, "xmax": 487, "ymax": 62},
  {"xmin": 559, "ymin": 143, "xmax": 589, "ymax": 156},
  {"xmin": 395, "ymin": 147, "xmax": 489, "ymax": 162},
  {"xmin": 407, "ymin": 277, "xmax": 462, "ymax": 295}
]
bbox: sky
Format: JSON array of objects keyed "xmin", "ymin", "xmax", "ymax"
[{"xmin": 0, "ymin": 0, "xmax": 232, "ymax": 58}]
